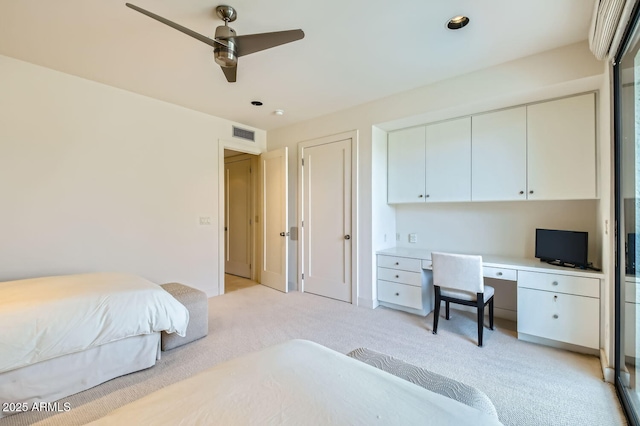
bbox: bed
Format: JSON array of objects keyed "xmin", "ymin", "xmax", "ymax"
[
  {"xmin": 89, "ymin": 340, "xmax": 503, "ymax": 425},
  {"xmin": 0, "ymin": 272, "xmax": 189, "ymax": 418}
]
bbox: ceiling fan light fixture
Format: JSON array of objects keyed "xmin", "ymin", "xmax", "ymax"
[{"xmin": 446, "ymin": 15, "xmax": 470, "ymax": 30}]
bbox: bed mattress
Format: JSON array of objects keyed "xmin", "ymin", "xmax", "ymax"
[{"xmin": 89, "ymin": 339, "xmax": 503, "ymax": 425}]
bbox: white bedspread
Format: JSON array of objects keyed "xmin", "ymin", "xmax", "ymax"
[
  {"xmin": 90, "ymin": 340, "xmax": 503, "ymax": 425},
  {"xmin": 0, "ymin": 272, "xmax": 189, "ymax": 374}
]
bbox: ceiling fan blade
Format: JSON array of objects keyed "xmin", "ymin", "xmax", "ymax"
[
  {"xmin": 232, "ymin": 29, "xmax": 304, "ymax": 57},
  {"xmin": 221, "ymin": 66, "xmax": 237, "ymax": 83},
  {"xmin": 125, "ymin": 3, "xmax": 228, "ymax": 49}
]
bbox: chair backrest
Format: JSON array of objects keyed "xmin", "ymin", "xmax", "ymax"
[{"xmin": 432, "ymin": 252, "xmax": 484, "ymax": 293}]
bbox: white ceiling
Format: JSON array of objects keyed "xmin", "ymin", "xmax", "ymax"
[{"xmin": 0, "ymin": 1, "xmax": 595, "ymax": 131}]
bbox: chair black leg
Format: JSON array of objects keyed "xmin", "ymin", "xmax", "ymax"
[
  {"xmin": 477, "ymin": 293, "xmax": 484, "ymax": 347},
  {"xmin": 489, "ymin": 297, "xmax": 494, "ymax": 330},
  {"xmin": 445, "ymin": 301, "xmax": 450, "ymax": 320},
  {"xmin": 433, "ymin": 286, "xmax": 441, "ymax": 334}
]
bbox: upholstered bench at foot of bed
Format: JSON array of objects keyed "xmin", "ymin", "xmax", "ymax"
[
  {"xmin": 346, "ymin": 347, "xmax": 499, "ymax": 420},
  {"xmin": 160, "ymin": 283, "xmax": 208, "ymax": 351}
]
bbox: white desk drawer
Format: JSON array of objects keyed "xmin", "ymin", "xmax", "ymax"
[
  {"xmin": 377, "ymin": 267, "xmax": 422, "ymax": 287},
  {"xmin": 378, "ymin": 280, "xmax": 423, "ymax": 310},
  {"xmin": 378, "ymin": 255, "xmax": 421, "ymax": 272},
  {"xmin": 517, "ymin": 287, "xmax": 599, "ymax": 349},
  {"xmin": 518, "ymin": 270, "xmax": 599, "ymax": 298},
  {"xmin": 483, "ymin": 266, "xmax": 517, "ymax": 281}
]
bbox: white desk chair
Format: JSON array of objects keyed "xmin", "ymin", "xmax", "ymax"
[{"xmin": 431, "ymin": 252, "xmax": 495, "ymax": 347}]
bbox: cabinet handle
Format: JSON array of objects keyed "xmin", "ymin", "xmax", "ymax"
[
  {"xmin": 519, "ymin": 191, "xmax": 524, "ymax": 195},
  {"xmin": 529, "ymin": 190, "xmax": 534, "ymax": 194},
  {"xmin": 553, "ymin": 314, "xmax": 559, "ymax": 319},
  {"xmin": 552, "ymin": 281, "xmax": 558, "ymax": 286},
  {"xmin": 426, "ymin": 194, "xmax": 430, "ymax": 198},
  {"xmin": 395, "ymin": 275, "xmax": 399, "ymax": 278},
  {"xmin": 496, "ymin": 272, "xmax": 503, "ymax": 276},
  {"xmin": 418, "ymin": 194, "xmax": 423, "ymax": 198},
  {"xmin": 395, "ymin": 262, "xmax": 399, "ymax": 265},
  {"xmin": 554, "ymin": 295, "xmax": 558, "ymax": 300},
  {"xmin": 395, "ymin": 292, "xmax": 400, "ymax": 296}
]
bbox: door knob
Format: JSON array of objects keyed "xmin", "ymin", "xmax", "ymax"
[
  {"xmin": 344, "ymin": 235, "xmax": 351, "ymax": 240},
  {"xmin": 280, "ymin": 232, "xmax": 286, "ymax": 236}
]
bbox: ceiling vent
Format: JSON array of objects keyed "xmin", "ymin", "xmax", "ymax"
[{"xmin": 232, "ymin": 126, "xmax": 255, "ymax": 142}]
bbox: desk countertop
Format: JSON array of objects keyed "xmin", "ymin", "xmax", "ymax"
[{"xmin": 377, "ymin": 247, "xmax": 604, "ymax": 279}]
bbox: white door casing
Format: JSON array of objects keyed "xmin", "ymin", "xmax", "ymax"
[
  {"xmin": 300, "ymin": 134, "xmax": 355, "ymax": 303},
  {"xmin": 260, "ymin": 147, "xmax": 289, "ymax": 292}
]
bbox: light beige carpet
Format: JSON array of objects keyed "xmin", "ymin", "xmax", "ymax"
[{"xmin": 1, "ymin": 285, "xmax": 626, "ymax": 425}]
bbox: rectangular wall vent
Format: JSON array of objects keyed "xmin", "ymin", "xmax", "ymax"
[{"xmin": 233, "ymin": 126, "xmax": 255, "ymax": 142}]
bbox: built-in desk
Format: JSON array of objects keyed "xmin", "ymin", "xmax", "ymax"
[{"xmin": 376, "ymin": 247, "xmax": 604, "ymax": 351}]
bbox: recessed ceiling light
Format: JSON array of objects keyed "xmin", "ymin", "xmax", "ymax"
[
  {"xmin": 446, "ymin": 15, "xmax": 470, "ymax": 30},
  {"xmin": 251, "ymin": 100, "xmax": 263, "ymax": 106},
  {"xmin": 274, "ymin": 109, "xmax": 284, "ymax": 116}
]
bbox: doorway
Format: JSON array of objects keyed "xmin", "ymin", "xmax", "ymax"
[{"xmin": 223, "ymin": 150, "xmax": 258, "ymax": 291}]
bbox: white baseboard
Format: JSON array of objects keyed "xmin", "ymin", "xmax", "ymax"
[
  {"xmin": 358, "ymin": 297, "xmax": 378, "ymax": 309},
  {"xmin": 518, "ymin": 332, "xmax": 599, "ymax": 356}
]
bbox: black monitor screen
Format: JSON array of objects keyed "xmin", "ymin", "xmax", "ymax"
[{"xmin": 535, "ymin": 228, "xmax": 588, "ymax": 268}]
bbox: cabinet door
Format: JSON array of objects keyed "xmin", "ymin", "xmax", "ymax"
[
  {"xmin": 424, "ymin": 117, "xmax": 471, "ymax": 202},
  {"xmin": 471, "ymin": 107, "xmax": 527, "ymax": 201},
  {"xmin": 527, "ymin": 93, "xmax": 597, "ymax": 200},
  {"xmin": 518, "ymin": 287, "xmax": 599, "ymax": 349},
  {"xmin": 387, "ymin": 126, "xmax": 426, "ymax": 203}
]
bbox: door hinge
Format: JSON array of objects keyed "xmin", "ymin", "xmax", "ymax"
[
  {"xmin": 301, "ymin": 158, "xmax": 304, "ymax": 166},
  {"xmin": 249, "ymin": 264, "xmax": 252, "ymax": 269},
  {"xmin": 302, "ymin": 273, "xmax": 304, "ymax": 280},
  {"xmin": 301, "ymin": 221, "xmax": 304, "ymax": 227}
]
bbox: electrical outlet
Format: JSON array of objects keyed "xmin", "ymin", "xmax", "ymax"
[
  {"xmin": 199, "ymin": 216, "xmax": 212, "ymax": 226},
  {"xmin": 409, "ymin": 233, "xmax": 418, "ymax": 243}
]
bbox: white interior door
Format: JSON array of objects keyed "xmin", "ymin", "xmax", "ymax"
[
  {"xmin": 225, "ymin": 158, "xmax": 251, "ymax": 278},
  {"xmin": 301, "ymin": 137, "xmax": 352, "ymax": 302},
  {"xmin": 260, "ymin": 147, "xmax": 288, "ymax": 292}
]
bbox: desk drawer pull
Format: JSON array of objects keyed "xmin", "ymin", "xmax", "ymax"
[
  {"xmin": 553, "ymin": 314, "xmax": 559, "ymax": 319},
  {"xmin": 395, "ymin": 262, "xmax": 399, "ymax": 265},
  {"xmin": 496, "ymin": 272, "xmax": 502, "ymax": 276},
  {"xmin": 552, "ymin": 281, "xmax": 558, "ymax": 286},
  {"xmin": 395, "ymin": 292, "xmax": 400, "ymax": 296}
]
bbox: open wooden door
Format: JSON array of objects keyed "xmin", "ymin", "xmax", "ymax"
[{"xmin": 260, "ymin": 147, "xmax": 288, "ymax": 292}]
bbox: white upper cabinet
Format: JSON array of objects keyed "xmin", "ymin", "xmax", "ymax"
[
  {"xmin": 472, "ymin": 107, "xmax": 527, "ymax": 201},
  {"xmin": 387, "ymin": 92, "xmax": 597, "ymax": 204},
  {"xmin": 527, "ymin": 93, "xmax": 597, "ymax": 200},
  {"xmin": 387, "ymin": 126, "xmax": 426, "ymax": 203},
  {"xmin": 425, "ymin": 117, "xmax": 471, "ymax": 202}
]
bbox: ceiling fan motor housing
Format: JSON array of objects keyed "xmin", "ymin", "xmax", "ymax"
[{"xmin": 214, "ymin": 25, "xmax": 237, "ymax": 67}]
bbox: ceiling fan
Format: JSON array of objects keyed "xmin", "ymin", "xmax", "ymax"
[{"xmin": 125, "ymin": 3, "xmax": 305, "ymax": 83}]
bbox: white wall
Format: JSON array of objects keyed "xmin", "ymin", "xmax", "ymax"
[
  {"xmin": 267, "ymin": 41, "xmax": 605, "ymax": 308},
  {"xmin": 0, "ymin": 54, "xmax": 265, "ymax": 297},
  {"xmin": 395, "ymin": 201, "xmax": 599, "ymax": 261}
]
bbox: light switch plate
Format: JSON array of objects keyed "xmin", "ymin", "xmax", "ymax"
[
  {"xmin": 408, "ymin": 233, "xmax": 417, "ymax": 243},
  {"xmin": 199, "ymin": 216, "xmax": 212, "ymax": 226}
]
